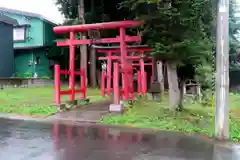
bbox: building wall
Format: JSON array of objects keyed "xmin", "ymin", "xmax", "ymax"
[
  {"xmin": 34, "ymin": 50, "xmax": 50, "ymax": 77},
  {"xmin": 42, "ymin": 21, "xmax": 60, "ymax": 58},
  {"xmin": 43, "ymin": 21, "xmax": 55, "ymax": 46},
  {"xmin": 0, "ymin": 22, "xmax": 14, "ymax": 77},
  {"xmin": 14, "ymin": 49, "xmax": 50, "ymax": 78},
  {"xmin": 0, "ymin": 10, "xmax": 58, "ymax": 78},
  {"xmin": 1, "ymin": 12, "xmax": 44, "ymax": 48}
]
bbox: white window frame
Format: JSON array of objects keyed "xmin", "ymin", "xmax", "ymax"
[{"xmin": 13, "ymin": 27, "xmax": 26, "ymax": 42}]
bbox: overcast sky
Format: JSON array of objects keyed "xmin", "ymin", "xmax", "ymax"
[
  {"xmin": 0, "ymin": 0, "xmax": 64, "ymax": 24},
  {"xmin": 1, "ymin": 1, "xmax": 240, "ymax": 25}
]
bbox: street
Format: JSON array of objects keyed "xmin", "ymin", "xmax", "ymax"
[{"xmin": 0, "ymin": 118, "xmax": 238, "ymax": 160}]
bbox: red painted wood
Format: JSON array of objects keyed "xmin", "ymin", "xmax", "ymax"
[
  {"xmin": 113, "ymin": 63, "xmax": 120, "ymax": 104},
  {"xmin": 54, "ymin": 65, "xmax": 61, "ymax": 104},
  {"xmin": 96, "ymin": 47, "xmax": 152, "ymax": 53},
  {"xmin": 69, "ymin": 32, "xmax": 75, "ymax": 101},
  {"xmin": 57, "ymin": 36, "xmax": 141, "ymax": 46},
  {"xmin": 54, "ymin": 20, "xmax": 143, "ymax": 34},
  {"xmin": 98, "ymin": 56, "xmax": 152, "ymax": 60}
]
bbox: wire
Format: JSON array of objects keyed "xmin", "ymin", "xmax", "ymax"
[{"xmin": 212, "ymin": 49, "xmax": 216, "ymax": 108}]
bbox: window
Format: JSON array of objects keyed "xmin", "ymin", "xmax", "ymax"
[
  {"xmin": 36, "ymin": 56, "xmax": 41, "ymax": 65},
  {"xmin": 13, "ymin": 27, "xmax": 26, "ymax": 42}
]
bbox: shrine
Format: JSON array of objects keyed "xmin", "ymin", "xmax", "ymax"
[
  {"xmin": 95, "ymin": 45, "xmax": 153, "ymax": 97},
  {"xmin": 53, "ymin": 20, "xmax": 154, "ymax": 112}
]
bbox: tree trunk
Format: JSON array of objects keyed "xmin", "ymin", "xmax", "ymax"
[
  {"xmin": 157, "ymin": 61, "xmax": 164, "ymax": 100},
  {"xmin": 97, "ymin": 69, "xmax": 101, "ymax": 87},
  {"xmin": 166, "ymin": 61, "xmax": 180, "ymax": 109},
  {"xmin": 89, "ymin": 47, "xmax": 97, "ymax": 88},
  {"xmin": 178, "ymin": 79, "xmax": 185, "ymax": 111},
  {"xmin": 79, "ymin": 0, "xmax": 88, "ymax": 85}
]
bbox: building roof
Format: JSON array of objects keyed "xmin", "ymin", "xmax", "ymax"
[
  {"xmin": 0, "ymin": 7, "xmax": 57, "ymax": 26},
  {"xmin": 0, "ymin": 13, "xmax": 18, "ymax": 25}
]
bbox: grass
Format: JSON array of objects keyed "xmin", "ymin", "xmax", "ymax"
[
  {"xmin": 102, "ymin": 93, "xmax": 240, "ymax": 141},
  {"xmin": 0, "ymin": 87, "xmax": 103, "ymax": 116}
]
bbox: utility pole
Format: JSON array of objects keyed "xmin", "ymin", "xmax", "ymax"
[
  {"xmin": 79, "ymin": 0, "xmax": 88, "ymax": 85},
  {"xmin": 215, "ymin": 0, "xmax": 229, "ymax": 140}
]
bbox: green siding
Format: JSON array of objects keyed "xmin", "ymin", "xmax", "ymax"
[
  {"xmin": 14, "ymin": 51, "xmax": 33, "ymax": 77},
  {"xmin": 14, "ymin": 50, "xmax": 50, "ymax": 77},
  {"xmin": 0, "ymin": 10, "xmax": 57, "ymax": 78},
  {"xmin": 43, "ymin": 21, "xmax": 55, "ymax": 46},
  {"xmin": 0, "ymin": 12, "xmax": 44, "ymax": 48},
  {"xmin": 43, "ymin": 21, "xmax": 59, "ymax": 57},
  {"xmin": 34, "ymin": 51, "xmax": 50, "ymax": 77}
]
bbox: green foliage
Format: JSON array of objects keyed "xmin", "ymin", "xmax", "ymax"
[
  {"xmin": 120, "ymin": 0, "xmax": 240, "ymax": 89},
  {"xmin": 194, "ymin": 64, "xmax": 212, "ymax": 89},
  {"xmin": 0, "ymin": 87, "xmax": 103, "ymax": 116},
  {"xmin": 120, "ymin": 0, "xmax": 214, "ymax": 89},
  {"xmin": 229, "ymin": 0, "xmax": 240, "ymax": 70},
  {"xmin": 102, "ymin": 95, "xmax": 240, "ymax": 141},
  {"xmin": 201, "ymin": 89, "xmax": 213, "ymax": 107},
  {"xmin": 40, "ymin": 76, "xmax": 51, "ymax": 79},
  {"xmin": 54, "ymin": 0, "xmax": 108, "ymax": 24},
  {"xmin": 24, "ymin": 72, "xmax": 32, "ymax": 78},
  {"xmin": 55, "ymin": 0, "xmax": 240, "ymax": 90}
]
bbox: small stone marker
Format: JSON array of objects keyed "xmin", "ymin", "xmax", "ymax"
[
  {"xmin": 109, "ymin": 104, "xmax": 124, "ymax": 113},
  {"xmin": 148, "ymin": 81, "xmax": 161, "ymax": 101}
]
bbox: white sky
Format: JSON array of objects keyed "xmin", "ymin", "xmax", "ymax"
[{"xmin": 0, "ymin": 0, "xmax": 64, "ymax": 24}]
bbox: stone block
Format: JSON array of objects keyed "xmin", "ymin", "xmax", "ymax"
[
  {"xmin": 152, "ymin": 93, "xmax": 160, "ymax": 101},
  {"xmin": 109, "ymin": 104, "xmax": 124, "ymax": 113},
  {"xmin": 77, "ymin": 98, "xmax": 90, "ymax": 105},
  {"xmin": 65, "ymin": 100, "xmax": 78, "ymax": 110},
  {"xmin": 66, "ymin": 100, "xmax": 78, "ymax": 105},
  {"xmin": 51, "ymin": 104, "xmax": 66, "ymax": 112},
  {"xmin": 148, "ymin": 82, "xmax": 161, "ymax": 93}
]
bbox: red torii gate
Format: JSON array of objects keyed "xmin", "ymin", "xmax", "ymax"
[
  {"xmin": 53, "ymin": 20, "xmax": 143, "ymax": 105},
  {"xmin": 95, "ymin": 46, "xmax": 154, "ymax": 97}
]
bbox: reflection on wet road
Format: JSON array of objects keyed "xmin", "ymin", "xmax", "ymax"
[{"xmin": 0, "ymin": 118, "xmax": 239, "ymax": 160}]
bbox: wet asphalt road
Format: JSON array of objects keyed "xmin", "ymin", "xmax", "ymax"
[{"xmin": 0, "ymin": 118, "xmax": 239, "ymax": 160}]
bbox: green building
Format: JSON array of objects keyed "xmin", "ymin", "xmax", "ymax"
[{"xmin": 0, "ymin": 7, "xmax": 58, "ymax": 78}]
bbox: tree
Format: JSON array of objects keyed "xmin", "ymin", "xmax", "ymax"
[
  {"xmin": 55, "ymin": 0, "xmax": 236, "ymax": 109},
  {"xmin": 55, "ymin": 0, "xmax": 108, "ymax": 24},
  {"xmin": 119, "ymin": 0, "xmax": 214, "ymax": 109},
  {"xmin": 229, "ymin": 0, "xmax": 240, "ymax": 70}
]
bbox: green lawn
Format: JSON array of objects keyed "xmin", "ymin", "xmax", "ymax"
[
  {"xmin": 102, "ymin": 93, "xmax": 240, "ymax": 141},
  {"xmin": 0, "ymin": 87, "xmax": 103, "ymax": 116}
]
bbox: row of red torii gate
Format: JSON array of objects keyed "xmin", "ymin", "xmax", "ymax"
[{"xmin": 53, "ymin": 20, "xmax": 155, "ymax": 111}]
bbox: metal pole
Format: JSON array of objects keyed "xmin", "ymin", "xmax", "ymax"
[{"xmin": 215, "ymin": 0, "xmax": 229, "ymax": 139}]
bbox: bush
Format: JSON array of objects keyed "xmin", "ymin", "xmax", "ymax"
[
  {"xmin": 201, "ymin": 89, "xmax": 213, "ymax": 107},
  {"xmin": 24, "ymin": 72, "xmax": 32, "ymax": 78},
  {"xmin": 194, "ymin": 64, "xmax": 212, "ymax": 90}
]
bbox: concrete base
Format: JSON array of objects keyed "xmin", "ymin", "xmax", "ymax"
[
  {"xmin": 152, "ymin": 93, "xmax": 160, "ymax": 101},
  {"xmin": 51, "ymin": 104, "xmax": 66, "ymax": 112},
  {"xmin": 65, "ymin": 100, "xmax": 78, "ymax": 110},
  {"xmin": 109, "ymin": 104, "xmax": 124, "ymax": 113}
]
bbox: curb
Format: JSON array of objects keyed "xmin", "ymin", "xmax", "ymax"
[{"xmin": 0, "ymin": 113, "xmax": 50, "ymax": 122}]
